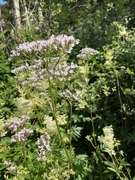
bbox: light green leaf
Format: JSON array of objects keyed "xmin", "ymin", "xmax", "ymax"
[{"xmin": 126, "ymin": 67, "xmax": 134, "ymax": 75}]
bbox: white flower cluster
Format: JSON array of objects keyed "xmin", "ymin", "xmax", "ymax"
[
  {"xmin": 48, "ymin": 62, "xmax": 77, "ymax": 81},
  {"xmin": 15, "ymin": 97, "xmax": 33, "ymax": 115},
  {"xmin": 12, "ymin": 61, "xmax": 77, "ymax": 87},
  {"xmin": 44, "ymin": 115, "xmax": 57, "ymax": 135},
  {"xmin": 4, "ymin": 161, "xmax": 17, "ymax": 173},
  {"xmin": 60, "ymin": 89, "xmax": 79, "ymax": 101},
  {"xmin": 5, "ymin": 116, "xmax": 29, "ymax": 132},
  {"xmin": 9, "ymin": 34, "xmax": 79, "ymax": 61},
  {"xmin": 77, "ymin": 47, "xmax": 98, "ymax": 59},
  {"xmin": 11, "ymin": 128, "xmax": 33, "ymax": 143},
  {"xmin": 5, "ymin": 115, "xmax": 33, "ymax": 143},
  {"xmin": 98, "ymin": 125, "xmax": 120, "ymax": 156},
  {"xmin": 37, "ymin": 133, "xmax": 51, "ymax": 162},
  {"xmin": 9, "ymin": 34, "xmax": 79, "ymax": 89}
]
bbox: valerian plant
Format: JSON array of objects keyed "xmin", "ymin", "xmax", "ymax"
[{"xmin": 0, "ymin": 34, "xmax": 91, "ymax": 179}]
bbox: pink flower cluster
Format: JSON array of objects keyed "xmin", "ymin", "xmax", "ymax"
[
  {"xmin": 37, "ymin": 133, "xmax": 51, "ymax": 162},
  {"xmin": 4, "ymin": 161, "xmax": 17, "ymax": 173},
  {"xmin": 10, "ymin": 35, "xmax": 79, "ymax": 86},
  {"xmin": 11, "ymin": 128, "xmax": 33, "ymax": 143},
  {"xmin": 5, "ymin": 115, "xmax": 33, "ymax": 143},
  {"xmin": 48, "ymin": 62, "xmax": 77, "ymax": 81},
  {"xmin": 9, "ymin": 34, "xmax": 79, "ymax": 61},
  {"xmin": 77, "ymin": 47, "xmax": 98, "ymax": 59},
  {"xmin": 60, "ymin": 89, "xmax": 79, "ymax": 101},
  {"xmin": 5, "ymin": 115, "xmax": 30, "ymax": 132},
  {"xmin": 12, "ymin": 59, "xmax": 77, "ymax": 87}
]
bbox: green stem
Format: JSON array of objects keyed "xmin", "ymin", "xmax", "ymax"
[
  {"xmin": 90, "ymin": 111, "xmax": 97, "ymax": 147},
  {"xmin": 22, "ymin": 142, "xmax": 26, "ymax": 162},
  {"xmin": 114, "ymin": 69, "xmax": 125, "ymax": 128},
  {"xmin": 48, "ymin": 80, "xmax": 76, "ymax": 180},
  {"xmin": 112, "ymin": 155, "xmax": 131, "ymax": 180},
  {"xmin": 69, "ymin": 101, "xmax": 73, "ymax": 165}
]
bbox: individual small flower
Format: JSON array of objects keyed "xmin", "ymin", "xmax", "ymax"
[
  {"xmin": 10, "ymin": 137, "xmax": 17, "ymax": 143},
  {"xmin": 37, "ymin": 133, "xmax": 51, "ymax": 162},
  {"xmin": 77, "ymin": 47, "xmax": 98, "ymax": 59},
  {"xmin": 5, "ymin": 116, "xmax": 30, "ymax": 133},
  {"xmin": 11, "ymin": 128, "xmax": 33, "ymax": 143},
  {"xmin": 98, "ymin": 125, "xmax": 120, "ymax": 156}
]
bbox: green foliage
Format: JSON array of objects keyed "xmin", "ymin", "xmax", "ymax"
[
  {"xmin": 71, "ymin": 126, "xmax": 82, "ymax": 141},
  {"xmin": 2, "ymin": 0, "xmax": 135, "ymax": 179},
  {"xmin": 0, "ymin": 48, "xmax": 16, "ymax": 118}
]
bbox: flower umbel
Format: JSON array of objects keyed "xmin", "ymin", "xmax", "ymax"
[
  {"xmin": 5, "ymin": 116, "xmax": 30, "ymax": 132},
  {"xmin": 77, "ymin": 47, "xmax": 98, "ymax": 59},
  {"xmin": 9, "ymin": 34, "xmax": 79, "ymax": 61},
  {"xmin": 11, "ymin": 128, "xmax": 33, "ymax": 143}
]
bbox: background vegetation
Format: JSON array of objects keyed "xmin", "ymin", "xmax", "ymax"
[{"xmin": 1, "ymin": 0, "xmax": 135, "ymax": 179}]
